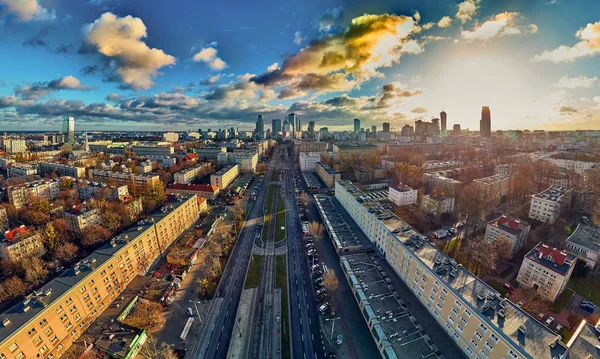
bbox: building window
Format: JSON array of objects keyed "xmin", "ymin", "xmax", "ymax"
[
  {"xmin": 27, "ymin": 328, "xmax": 37, "ymax": 336},
  {"xmin": 475, "ymin": 332, "xmax": 483, "ymax": 340},
  {"xmin": 470, "ymin": 339, "xmax": 478, "ymax": 348},
  {"xmin": 39, "ymin": 318, "xmax": 48, "ymax": 326},
  {"xmin": 489, "ymin": 333, "xmax": 499, "ymax": 343},
  {"xmin": 479, "ymin": 323, "xmax": 488, "ymax": 333},
  {"xmin": 485, "ymin": 342, "xmax": 494, "ymax": 351},
  {"xmin": 44, "ymin": 327, "xmax": 53, "ymax": 336}
]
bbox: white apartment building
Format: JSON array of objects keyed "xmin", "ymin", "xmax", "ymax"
[
  {"xmin": 528, "ymin": 186, "xmax": 572, "ymax": 223},
  {"xmin": 6, "ymin": 178, "xmax": 62, "ymax": 209},
  {"xmin": 547, "ymin": 158, "xmax": 597, "ymax": 174},
  {"xmin": 7, "ymin": 163, "xmax": 38, "ymax": 178},
  {"xmin": 299, "ymin": 152, "xmax": 321, "ymax": 172},
  {"xmin": 422, "ymin": 193, "xmax": 455, "ymax": 216},
  {"xmin": 516, "ymin": 242, "xmax": 576, "ymax": 302},
  {"xmin": 335, "ymin": 180, "xmax": 571, "ymax": 359},
  {"xmin": 0, "ymin": 138, "xmax": 27, "ymax": 153},
  {"xmin": 566, "ymin": 223, "xmax": 600, "ymax": 269},
  {"xmin": 217, "ymin": 151, "xmax": 258, "ymax": 173},
  {"xmin": 173, "ymin": 163, "xmax": 211, "ymax": 184},
  {"xmin": 388, "ymin": 183, "xmax": 418, "ymax": 206},
  {"xmin": 162, "ymin": 132, "xmax": 179, "ymax": 142},
  {"xmin": 38, "ymin": 162, "xmax": 86, "ymax": 178},
  {"xmin": 484, "ymin": 216, "xmax": 530, "ymax": 256},
  {"xmin": 210, "ymin": 164, "xmax": 240, "ymax": 189}
]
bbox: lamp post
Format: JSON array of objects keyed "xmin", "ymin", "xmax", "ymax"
[
  {"xmin": 325, "ymin": 317, "xmax": 341, "ymax": 340},
  {"xmin": 189, "ymin": 300, "xmax": 204, "ymax": 325}
]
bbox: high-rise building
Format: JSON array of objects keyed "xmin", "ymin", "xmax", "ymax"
[
  {"xmin": 453, "ymin": 124, "xmax": 461, "ymax": 135},
  {"xmin": 288, "ymin": 113, "xmax": 296, "ymax": 134},
  {"xmin": 272, "ymin": 118, "xmax": 282, "ymax": 134},
  {"xmin": 371, "ymin": 125, "xmax": 376, "ymax": 137},
  {"xmin": 256, "ymin": 114, "xmax": 265, "ymax": 139},
  {"xmin": 382, "ymin": 122, "xmax": 390, "ymax": 133},
  {"xmin": 62, "ymin": 116, "xmax": 75, "ymax": 144},
  {"xmin": 353, "ymin": 118, "xmax": 360, "ymax": 132},
  {"xmin": 440, "ymin": 111, "xmax": 447, "ymax": 135},
  {"xmin": 480, "ymin": 106, "xmax": 491, "ymax": 137},
  {"xmin": 431, "ymin": 118, "xmax": 440, "ymax": 136},
  {"xmin": 308, "ymin": 121, "xmax": 315, "ymax": 138}
]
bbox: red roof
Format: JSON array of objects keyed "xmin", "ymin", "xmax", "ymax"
[
  {"xmin": 168, "ymin": 183, "xmax": 218, "ymax": 193},
  {"xmin": 5, "ymin": 226, "xmax": 28, "ymax": 242},
  {"xmin": 184, "ymin": 154, "xmax": 198, "ymax": 161},
  {"xmin": 497, "ymin": 216, "xmax": 520, "ymax": 230},
  {"xmin": 397, "ymin": 183, "xmax": 411, "ymax": 191},
  {"xmin": 537, "ymin": 244, "xmax": 567, "ymax": 266}
]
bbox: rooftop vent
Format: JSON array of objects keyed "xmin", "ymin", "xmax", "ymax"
[
  {"xmin": 518, "ymin": 325, "xmax": 527, "ymax": 334},
  {"xmin": 2, "ymin": 318, "xmax": 10, "ymax": 327}
]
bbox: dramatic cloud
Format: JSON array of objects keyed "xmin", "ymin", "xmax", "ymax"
[
  {"xmin": 532, "ymin": 21, "xmax": 600, "ymax": 63},
  {"xmin": 401, "ymin": 40, "xmax": 424, "ymax": 54},
  {"xmin": 376, "ymin": 82, "xmax": 422, "ymax": 108},
  {"xmin": 192, "ymin": 47, "xmax": 227, "ymax": 70},
  {"xmin": 438, "ymin": 16, "xmax": 452, "ymax": 28},
  {"xmin": 294, "ymin": 31, "xmax": 307, "ymax": 45},
  {"xmin": 251, "ymin": 13, "xmax": 420, "ymax": 99},
  {"xmin": 411, "ymin": 107, "xmax": 428, "ymax": 113},
  {"xmin": 0, "ymin": 0, "xmax": 53, "ymax": 21},
  {"xmin": 554, "ymin": 75, "xmax": 599, "ymax": 88},
  {"xmin": 199, "ymin": 74, "xmax": 222, "ymax": 85},
  {"xmin": 456, "ymin": 0, "xmax": 479, "ymax": 24},
  {"xmin": 461, "ymin": 12, "xmax": 520, "ymax": 41},
  {"xmin": 6, "ymin": 76, "xmax": 93, "ymax": 102},
  {"xmin": 318, "ymin": 7, "xmax": 343, "ymax": 34},
  {"xmin": 83, "ymin": 12, "xmax": 176, "ymax": 90},
  {"xmin": 559, "ymin": 105, "xmax": 578, "ymax": 114},
  {"xmin": 422, "ymin": 22, "xmax": 434, "ymax": 30}
]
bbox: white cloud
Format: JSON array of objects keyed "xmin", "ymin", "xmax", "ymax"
[
  {"xmin": 200, "ymin": 74, "xmax": 221, "ymax": 85},
  {"xmin": 461, "ymin": 12, "xmax": 519, "ymax": 41},
  {"xmin": 193, "ymin": 47, "xmax": 228, "ymax": 70},
  {"xmin": 294, "ymin": 31, "xmax": 307, "ymax": 45},
  {"xmin": 456, "ymin": 0, "xmax": 479, "ymax": 24},
  {"xmin": 0, "ymin": 0, "xmax": 54, "ymax": 21},
  {"xmin": 532, "ymin": 21, "xmax": 600, "ymax": 63},
  {"xmin": 413, "ymin": 11, "xmax": 421, "ymax": 23},
  {"xmin": 267, "ymin": 62, "xmax": 279, "ymax": 72},
  {"xmin": 529, "ymin": 24, "xmax": 538, "ymax": 34},
  {"xmin": 83, "ymin": 12, "xmax": 176, "ymax": 90},
  {"xmin": 401, "ymin": 40, "xmax": 424, "ymax": 55},
  {"xmin": 555, "ymin": 75, "xmax": 599, "ymax": 88},
  {"xmin": 422, "ymin": 22, "xmax": 434, "ymax": 30},
  {"xmin": 438, "ymin": 16, "xmax": 452, "ymax": 28}
]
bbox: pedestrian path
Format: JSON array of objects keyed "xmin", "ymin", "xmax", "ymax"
[{"xmin": 252, "ymin": 243, "xmax": 287, "ymax": 255}]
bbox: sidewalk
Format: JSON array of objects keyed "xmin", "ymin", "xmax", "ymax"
[{"xmin": 226, "ymin": 288, "xmax": 255, "ymax": 359}]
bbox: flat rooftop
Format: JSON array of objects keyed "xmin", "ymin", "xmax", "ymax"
[
  {"xmin": 316, "ymin": 162, "xmax": 339, "ymax": 175},
  {"xmin": 214, "ymin": 164, "xmax": 239, "ymax": 175},
  {"xmin": 337, "ymin": 180, "xmax": 568, "ymax": 359},
  {"xmin": 302, "ymin": 171, "xmax": 323, "ymax": 190},
  {"xmin": 342, "ymin": 253, "xmax": 442, "ymax": 359},
  {"xmin": 567, "ymin": 223, "xmax": 600, "ymax": 253},
  {"xmin": 566, "ymin": 322, "xmax": 600, "ymax": 359},
  {"xmin": 473, "ymin": 174, "xmax": 508, "ymax": 185},
  {"xmin": 533, "ymin": 186, "xmax": 572, "ymax": 202},
  {"xmin": 313, "ymin": 194, "xmax": 371, "ymax": 251}
]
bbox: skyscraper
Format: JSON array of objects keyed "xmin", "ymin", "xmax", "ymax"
[
  {"xmin": 308, "ymin": 121, "xmax": 315, "ymax": 138},
  {"xmin": 62, "ymin": 116, "xmax": 75, "ymax": 144},
  {"xmin": 480, "ymin": 106, "xmax": 491, "ymax": 137},
  {"xmin": 383, "ymin": 122, "xmax": 390, "ymax": 133},
  {"xmin": 288, "ymin": 113, "xmax": 296, "ymax": 138},
  {"xmin": 371, "ymin": 125, "xmax": 376, "ymax": 137},
  {"xmin": 353, "ymin": 118, "xmax": 360, "ymax": 132},
  {"xmin": 272, "ymin": 118, "xmax": 282, "ymax": 134},
  {"xmin": 453, "ymin": 124, "xmax": 461, "ymax": 135},
  {"xmin": 440, "ymin": 111, "xmax": 447, "ymax": 136},
  {"xmin": 256, "ymin": 114, "xmax": 264, "ymax": 139}
]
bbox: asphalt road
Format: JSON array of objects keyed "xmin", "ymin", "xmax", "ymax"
[
  {"xmin": 193, "ymin": 161, "xmax": 275, "ymax": 359},
  {"xmin": 284, "ymin": 145, "xmax": 326, "ymax": 359}
]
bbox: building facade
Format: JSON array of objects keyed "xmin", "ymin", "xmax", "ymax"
[
  {"xmin": 0, "ymin": 226, "xmax": 45, "ymax": 262},
  {"xmin": 388, "ymin": 183, "xmax": 418, "ymax": 206},
  {"xmin": 299, "ymin": 152, "xmax": 320, "ymax": 172},
  {"xmin": 166, "ymin": 184, "xmax": 219, "ymax": 200},
  {"xmin": 566, "ymin": 223, "xmax": 600, "ymax": 269},
  {"xmin": 210, "ymin": 164, "xmax": 240, "ymax": 189},
  {"xmin": 173, "ymin": 163, "xmax": 210, "ymax": 184},
  {"xmin": 130, "ymin": 145, "xmax": 174, "ymax": 157},
  {"xmin": 528, "ymin": 186, "xmax": 573, "ymax": 223},
  {"xmin": 63, "ymin": 206, "xmax": 102, "ymax": 234},
  {"xmin": 315, "ymin": 162, "xmax": 341, "ymax": 190},
  {"xmin": 89, "ymin": 169, "xmax": 161, "ymax": 187},
  {"xmin": 473, "ymin": 174, "xmax": 509, "ymax": 202},
  {"xmin": 38, "ymin": 162, "xmax": 86, "ymax": 178},
  {"xmin": 422, "ymin": 193, "xmax": 455, "ymax": 216},
  {"xmin": 6, "ymin": 179, "xmax": 62, "ymax": 209},
  {"xmin": 484, "ymin": 216, "xmax": 530, "ymax": 256},
  {"xmin": 7, "ymin": 164, "xmax": 38, "ymax": 178}
]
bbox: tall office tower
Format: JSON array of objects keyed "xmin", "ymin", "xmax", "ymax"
[
  {"xmin": 62, "ymin": 116, "xmax": 75, "ymax": 144},
  {"xmin": 480, "ymin": 106, "xmax": 491, "ymax": 137},
  {"xmin": 282, "ymin": 119, "xmax": 291, "ymax": 134},
  {"xmin": 272, "ymin": 118, "xmax": 282, "ymax": 134},
  {"xmin": 431, "ymin": 118, "xmax": 440, "ymax": 136},
  {"xmin": 354, "ymin": 118, "xmax": 361, "ymax": 132},
  {"xmin": 440, "ymin": 111, "xmax": 447, "ymax": 136},
  {"xmin": 453, "ymin": 124, "xmax": 461, "ymax": 135},
  {"xmin": 256, "ymin": 114, "xmax": 265, "ymax": 139},
  {"xmin": 308, "ymin": 121, "xmax": 315, "ymax": 138},
  {"xmin": 371, "ymin": 125, "xmax": 376, "ymax": 137},
  {"xmin": 84, "ymin": 132, "xmax": 89, "ymax": 152},
  {"xmin": 383, "ymin": 122, "xmax": 390, "ymax": 133}
]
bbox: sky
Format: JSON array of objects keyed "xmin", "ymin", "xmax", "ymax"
[{"xmin": 1, "ymin": 0, "xmax": 600, "ymax": 132}]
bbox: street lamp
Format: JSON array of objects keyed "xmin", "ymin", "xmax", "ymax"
[
  {"xmin": 325, "ymin": 317, "xmax": 341, "ymax": 340},
  {"xmin": 189, "ymin": 300, "xmax": 204, "ymax": 325}
]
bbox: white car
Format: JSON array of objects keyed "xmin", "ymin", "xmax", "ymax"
[
  {"xmin": 319, "ymin": 302, "xmax": 329, "ymax": 313},
  {"xmin": 545, "ymin": 317, "xmax": 554, "ymax": 326}
]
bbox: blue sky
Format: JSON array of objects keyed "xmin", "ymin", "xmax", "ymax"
[{"xmin": 1, "ymin": 0, "xmax": 599, "ymax": 131}]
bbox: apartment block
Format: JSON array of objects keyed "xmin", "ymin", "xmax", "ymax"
[
  {"xmin": 217, "ymin": 151, "xmax": 258, "ymax": 173},
  {"xmin": 0, "ymin": 226, "xmax": 45, "ymax": 262},
  {"xmin": 484, "ymin": 216, "xmax": 530, "ymax": 256},
  {"xmin": 161, "ymin": 132, "xmax": 179, "ymax": 142},
  {"xmin": 76, "ymin": 180, "xmax": 129, "ymax": 200},
  {"xmin": 547, "ymin": 158, "xmax": 597, "ymax": 175},
  {"xmin": 0, "ymin": 206, "xmax": 7, "ymax": 231},
  {"xmin": 0, "ymin": 194, "xmax": 200, "ymax": 359},
  {"xmin": 566, "ymin": 223, "xmax": 600, "ymax": 269},
  {"xmin": 516, "ymin": 243, "xmax": 576, "ymax": 302},
  {"xmin": 63, "ymin": 205, "xmax": 102, "ymax": 234},
  {"xmin": 89, "ymin": 169, "xmax": 161, "ymax": 187},
  {"xmin": 422, "ymin": 160, "xmax": 462, "ymax": 173},
  {"xmin": 494, "ymin": 164, "xmax": 516, "ymax": 177},
  {"xmin": 335, "ymin": 180, "xmax": 571, "ymax": 359},
  {"xmin": 196, "ymin": 146, "xmax": 227, "ymax": 161},
  {"xmin": 299, "ymin": 152, "xmax": 321, "ymax": 172},
  {"xmin": 210, "ymin": 164, "xmax": 240, "ymax": 189},
  {"xmin": 292, "ymin": 139, "xmax": 328, "ymax": 158},
  {"xmin": 422, "ymin": 173, "xmax": 463, "ymax": 197},
  {"xmin": 528, "ymin": 186, "xmax": 573, "ymax": 223},
  {"xmin": 315, "ymin": 162, "xmax": 341, "ymax": 190},
  {"xmin": 6, "ymin": 178, "xmax": 62, "ymax": 209},
  {"xmin": 38, "ymin": 162, "xmax": 86, "ymax": 178},
  {"xmin": 388, "ymin": 183, "xmax": 418, "ymax": 206},
  {"xmin": 166, "ymin": 183, "xmax": 220, "ymax": 200},
  {"xmin": 173, "ymin": 163, "xmax": 211, "ymax": 184},
  {"xmin": 7, "ymin": 164, "xmax": 38, "ymax": 178},
  {"xmin": 473, "ymin": 174, "xmax": 509, "ymax": 202},
  {"xmin": 422, "ymin": 192, "xmax": 455, "ymax": 216},
  {"xmin": 0, "ymin": 139, "xmax": 27, "ymax": 154},
  {"xmin": 130, "ymin": 145, "xmax": 174, "ymax": 157}
]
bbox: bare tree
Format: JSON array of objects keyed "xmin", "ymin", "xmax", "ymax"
[
  {"xmin": 124, "ymin": 300, "xmax": 166, "ymax": 330},
  {"xmin": 307, "ymin": 221, "xmax": 325, "ymax": 241},
  {"xmin": 322, "ymin": 271, "xmax": 339, "ymax": 302},
  {"xmin": 138, "ymin": 335, "xmax": 178, "ymax": 359},
  {"xmin": 299, "ymin": 192, "xmax": 310, "ymax": 207},
  {"xmin": 25, "ymin": 257, "xmax": 49, "ymax": 286}
]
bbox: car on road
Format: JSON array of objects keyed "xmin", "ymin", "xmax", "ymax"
[
  {"xmin": 545, "ymin": 317, "xmax": 554, "ymax": 326},
  {"xmin": 503, "ymin": 283, "xmax": 515, "ymax": 295},
  {"xmin": 316, "ymin": 294, "xmax": 327, "ymax": 303},
  {"xmin": 316, "ymin": 288, "xmax": 327, "ymax": 296},
  {"xmin": 319, "ymin": 302, "xmax": 329, "ymax": 313}
]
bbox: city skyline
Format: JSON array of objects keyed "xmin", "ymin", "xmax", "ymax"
[{"xmin": 1, "ymin": 0, "xmax": 600, "ymax": 132}]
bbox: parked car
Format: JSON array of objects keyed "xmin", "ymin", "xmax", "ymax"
[
  {"xmin": 313, "ymin": 277, "xmax": 323, "ymax": 284},
  {"xmin": 580, "ymin": 302, "xmax": 596, "ymax": 312},
  {"xmin": 316, "ymin": 288, "xmax": 327, "ymax": 296},
  {"xmin": 503, "ymin": 283, "xmax": 515, "ymax": 295},
  {"xmin": 311, "ymin": 264, "xmax": 321, "ymax": 271},
  {"xmin": 316, "ymin": 294, "xmax": 326, "ymax": 303},
  {"xmin": 312, "ymin": 270, "xmax": 323, "ymax": 277},
  {"xmin": 185, "ymin": 308, "xmax": 193, "ymax": 317},
  {"xmin": 545, "ymin": 317, "xmax": 554, "ymax": 326},
  {"xmin": 319, "ymin": 302, "xmax": 330, "ymax": 313}
]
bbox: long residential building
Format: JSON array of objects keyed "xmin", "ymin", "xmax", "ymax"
[
  {"xmin": 315, "ymin": 162, "xmax": 341, "ymax": 190},
  {"xmin": 528, "ymin": 186, "xmax": 572, "ymax": 223},
  {"xmin": 7, "ymin": 164, "xmax": 38, "ymax": 178},
  {"xmin": 210, "ymin": 164, "xmax": 240, "ymax": 189},
  {"xmin": 299, "ymin": 152, "xmax": 320, "ymax": 172},
  {"xmin": 173, "ymin": 163, "xmax": 211, "ymax": 184},
  {"xmin": 335, "ymin": 180, "xmax": 571, "ymax": 359},
  {"xmin": 130, "ymin": 145, "xmax": 174, "ymax": 157},
  {"xmin": 566, "ymin": 223, "xmax": 600, "ymax": 269},
  {"xmin": 6, "ymin": 178, "xmax": 62, "ymax": 209},
  {"xmin": 196, "ymin": 146, "xmax": 227, "ymax": 161},
  {"xmin": 166, "ymin": 183, "xmax": 220, "ymax": 200},
  {"xmin": 473, "ymin": 174, "xmax": 509, "ymax": 202},
  {"xmin": 0, "ymin": 194, "xmax": 200, "ymax": 359},
  {"xmin": 38, "ymin": 162, "xmax": 86, "ymax": 178},
  {"xmin": 89, "ymin": 169, "xmax": 161, "ymax": 187}
]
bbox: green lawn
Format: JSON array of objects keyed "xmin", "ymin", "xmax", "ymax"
[
  {"xmin": 262, "ymin": 184, "xmax": 276, "ymax": 242},
  {"xmin": 276, "ymin": 255, "xmax": 290, "ymax": 359},
  {"xmin": 244, "ymin": 255, "xmax": 263, "ymax": 289},
  {"xmin": 567, "ymin": 274, "xmax": 600, "ymax": 303},
  {"xmin": 276, "ymin": 191, "xmax": 286, "ymax": 242},
  {"xmin": 552, "ymin": 289, "xmax": 574, "ymax": 313}
]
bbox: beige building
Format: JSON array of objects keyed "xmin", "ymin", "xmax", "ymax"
[
  {"xmin": 315, "ymin": 162, "xmax": 341, "ymax": 190},
  {"xmin": 292, "ymin": 140, "xmax": 327, "ymax": 158},
  {"xmin": 566, "ymin": 223, "xmax": 600, "ymax": 270},
  {"xmin": 335, "ymin": 180, "xmax": 574, "ymax": 359},
  {"xmin": 38, "ymin": 162, "xmax": 86, "ymax": 178},
  {"xmin": 0, "ymin": 226, "xmax": 45, "ymax": 262},
  {"xmin": 63, "ymin": 206, "xmax": 102, "ymax": 234},
  {"xmin": 166, "ymin": 184, "xmax": 220, "ymax": 200},
  {"xmin": 173, "ymin": 163, "xmax": 211, "ymax": 184},
  {"xmin": 299, "ymin": 152, "xmax": 320, "ymax": 172},
  {"xmin": 484, "ymin": 216, "xmax": 530, "ymax": 256},
  {"xmin": 76, "ymin": 180, "xmax": 129, "ymax": 200},
  {"xmin": 528, "ymin": 186, "xmax": 572, "ymax": 223},
  {"xmin": 0, "ymin": 194, "xmax": 200, "ymax": 359},
  {"xmin": 516, "ymin": 242, "xmax": 576, "ymax": 302},
  {"xmin": 422, "ymin": 192, "xmax": 455, "ymax": 216},
  {"xmin": 89, "ymin": 169, "xmax": 161, "ymax": 187},
  {"xmin": 161, "ymin": 132, "xmax": 179, "ymax": 142},
  {"xmin": 7, "ymin": 164, "xmax": 38, "ymax": 178},
  {"xmin": 217, "ymin": 151, "xmax": 258, "ymax": 173},
  {"xmin": 210, "ymin": 164, "xmax": 240, "ymax": 189},
  {"xmin": 130, "ymin": 145, "xmax": 174, "ymax": 157},
  {"xmin": 7, "ymin": 178, "xmax": 62, "ymax": 209},
  {"xmin": 473, "ymin": 174, "xmax": 509, "ymax": 202}
]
